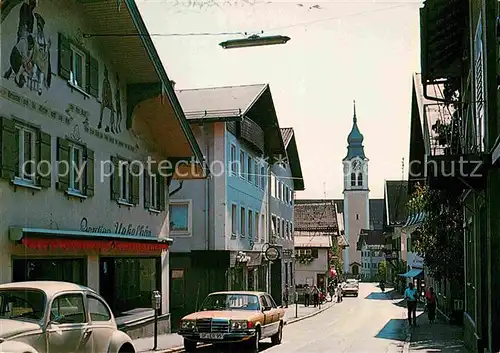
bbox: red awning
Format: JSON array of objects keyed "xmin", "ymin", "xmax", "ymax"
[{"xmin": 21, "ymin": 237, "xmax": 169, "ymax": 252}]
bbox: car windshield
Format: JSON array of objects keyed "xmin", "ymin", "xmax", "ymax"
[
  {"xmin": 0, "ymin": 289, "xmax": 46, "ymax": 322},
  {"xmin": 200, "ymin": 294, "xmax": 260, "ymax": 311}
]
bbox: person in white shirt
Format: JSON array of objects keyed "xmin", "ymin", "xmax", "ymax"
[{"xmin": 404, "ymin": 282, "xmax": 418, "ymax": 326}]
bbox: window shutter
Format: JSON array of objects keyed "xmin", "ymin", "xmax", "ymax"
[
  {"xmin": 311, "ymin": 248, "xmax": 319, "ymax": 258},
  {"xmin": 158, "ymin": 175, "xmax": 166, "ymax": 211},
  {"xmin": 37, "ymin": 131, "xmax": 51, "ymax": 188},
  {"xmin": 0, "ymin": 117, "xmax": 19, "ymax": 181},
  {"xmin": 87, "ymin": 55, "xmax": 99, "ymax": 97},
  {"xmin": 110, "ymin": 156, "xmax": 120, "ymax": 200},
  {"xmin": 131, "ymin": 164, "xmax": 140, "ymax": 205},
  {"xmin": 143, "ymin": 173, "xmax": 151, "ymax": 209},
  {"xmin": 85, "ymin": 148, "xmax": 94, "ymax": 197},
  {"xmin": 56, "ymin": 137, "xmax": 70, "ymax": 191},
  {"xmin": 58, "ymin": 33, "xmax": 72, "ymax": 81}
]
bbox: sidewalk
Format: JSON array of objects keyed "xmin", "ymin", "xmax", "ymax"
[
  {"xmin": 405, "ymin": 311, "xmax": 468, "ymax": 353},
  {"xmin": 133, "ymin": 300, "xmax": 336, "ymax": 353}
]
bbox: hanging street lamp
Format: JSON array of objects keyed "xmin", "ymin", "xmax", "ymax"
[{"xmin": 219, "ymin": 34, "xmax": 291, "ymax": 49}]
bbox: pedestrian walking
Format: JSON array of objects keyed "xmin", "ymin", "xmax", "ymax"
[
  {"xmin": 404, "ymin": 282, "xmax": 418, "ymax": 326},
  {"xmin": 312, "ymin": 285, "xmax": 319, "ymax": 307},
  {"xmin": 425, "ymin": 287, "xmax": 437, "ymax": 323},
  {"xmin": 283, "ymin": 284, "xmax": 289, "ymax": 308},
  {"xmin": 337, "ymin": 283, "xmax": 343, "ymax": 302},
  {"xmin": 304, "ymin": 284, "xmax": 311, "ymax": 307}
]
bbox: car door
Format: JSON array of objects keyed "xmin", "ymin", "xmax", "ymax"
[
  {"xmin": 87, "ymin": 294, "xmax": 115, "ymax": 353},
  {"xmin": 47, "ymin": 292, "xmax": 93, "ymax": 353},
  {"xmin": 259, "ymin": 295, "xmax": 274, "ymax": 338},
  {"xmin": 265, "ymin": 294, "xmax": 280, "ymax": 334}
]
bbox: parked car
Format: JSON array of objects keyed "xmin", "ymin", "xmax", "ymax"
[
  {"xmin": 178, "ymin": 291, "xmax": 284, "ymax": 352},
  {"xmin": 0, "ymin": 281, "xmax": 135, "ymax": 353},
  {"xmin": 342, "ymin": 280, "xmax": 359, "ymax": 297}
]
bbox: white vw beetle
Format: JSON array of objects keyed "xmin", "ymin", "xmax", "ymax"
[{"xmin": 0, "ymin": 281, "xmax": 135, "ymax": 353}]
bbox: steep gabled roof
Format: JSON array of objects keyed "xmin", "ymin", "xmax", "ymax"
[
  {"xmin": 384, "ymin": 180, "xmax": 409, "ymax": 227},
  {"xmin": 294, "ymin": 200, "xmax": 339, "ymax": 233},
  {"xmin": 356, "ymin": 229, "xmax": 386, "ymax": 250},
  {"xmin": 281, "ymin": 128, "xmax": 304, "ymax": 191}
]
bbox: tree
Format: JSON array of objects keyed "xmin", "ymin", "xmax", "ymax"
[
  {"xmin": 377, "ymin": 261, "xmax": 388, "ymax": 281},
  {"xmin": 406, "ymin": 184, "xmax": 464, "ymax": 283},
  {"xmin": 329, "ymin": 239, "xmax": 343, "ymax": 275}
]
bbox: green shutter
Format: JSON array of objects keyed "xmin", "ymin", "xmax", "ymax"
[
  {"xmin": 56, "ymin": 137, "xmax": 70, "ymax": 191},
  {"xmin": 110, "ymin": 156, "xmax": 120, "ymax": 200},
  {"xmin": 58, "ymin": 33, "xmax": 72, "ymax": 81},
  {"xmin": 0, "ymin": 117, "xmax": 19, "ymax": 181},
  {"xmin": 88, "ymin": 56, "xmax": 99, "ymax": 97},
  {"xmin": 143, "ymin": 173, "xmax": 151, "ymax": 209},
  {"xmin": 131, "ymin": 164, "xmax": 140, "ymax": 205},
  {"xmin": 85, "ymin": 148, "xmax": 94, "ymax": 197},
  {"xmin": 37, "ymin": 131, "xmax": 51, "ymax": 188},
  {"xmin": 158, "ymin": 175, "xmax": 166, "ymax": 211}
]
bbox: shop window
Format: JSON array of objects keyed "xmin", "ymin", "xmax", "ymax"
[
  {"xmin": 110, "ymin": 156, "xmax": 139, "ymax": 205},
  {"xmin": 169, "ymin": 200, "xmax": 192, "ymax": 235},
  {"xmin": 231, "ymin": 204, "xmax": 237, "ymax": 236},
  {"xmin": 0, "ymin": 118, "xmax": 51, "ymax": 189},
  {"xmin": 88, "ymin": 296, "xmax": 111, "ymax": 322},
  {"xmin": 12, "ymin": 258, "xmax": 85, "ymax": 285},
  {"xmin": 56, "ymin": 138, "xmax": 94, "ymax": 197},
  {"xmin": 51, "ymin": 294, "xmax": 86, "ymax": 324},
  {"xmin": 144, "ymin": 172, "xmax": 166, "ymax": 212}
]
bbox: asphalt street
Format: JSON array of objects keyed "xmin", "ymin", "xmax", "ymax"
[{"xmin": 195, "ymin": 283, "xmax": 408, "ymax": 353}]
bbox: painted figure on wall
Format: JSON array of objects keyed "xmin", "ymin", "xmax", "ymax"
[
  {"xmin": 97, "ymin": 66, "xmax": 116, "ymax": 133},
  {"xmin": 115, "ymin": 73, "xmax": 123, "ymax": 133},
  {"xmin": 3, "ymin": 0, "xmax": 52, "ymax": 95}
]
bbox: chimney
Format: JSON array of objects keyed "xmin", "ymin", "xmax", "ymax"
[{"xmin": 170, "ymin": 80, "xmax": 176, "ymax": 89}]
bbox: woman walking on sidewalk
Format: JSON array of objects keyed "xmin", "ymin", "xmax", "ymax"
[{"xmin": 425, "ymin": 287, "xmax": 437, "ymax": 323}]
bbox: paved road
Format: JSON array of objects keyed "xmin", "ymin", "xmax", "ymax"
[{"xmin": 196, "ymin": 283, "xmax": 408, "ymax": 353}]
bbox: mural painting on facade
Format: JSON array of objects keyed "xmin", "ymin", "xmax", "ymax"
[
  {"xmin": 2, "ymin": 0, "xmax": 52, "ymax": 95},
  {"xmin": 97, "ymin": 66, "xmax": 123, "ymax": 134}
]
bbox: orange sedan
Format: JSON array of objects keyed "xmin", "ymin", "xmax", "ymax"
[{"xmin": 178, "ymin": 291, "xmax": 285, "ymax": 352}]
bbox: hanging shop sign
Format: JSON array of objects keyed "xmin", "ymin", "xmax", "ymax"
[
  {"xmin": 80, "ymin": 217, "xmax": 153, "ymax": 237},
  {"xmin": 264, "ymin": 246, "xmax": 280, "ymax": 261}
]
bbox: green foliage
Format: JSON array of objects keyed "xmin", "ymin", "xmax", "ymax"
[
  {"xmin": 329, "ymin": 240, "xmax": 344, "ymax": 275},
  {"xmin": 406, "ymin": 184, "xmax": 464, "ymax": 282},
  {"xmin": 377, "ymin": 261, "xmax": 388, "ymax": 280}
]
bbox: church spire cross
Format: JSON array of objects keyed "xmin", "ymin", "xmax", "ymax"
[{"xmin": 353, "ymin": 99, "xmax": 357, "ymax": 123}]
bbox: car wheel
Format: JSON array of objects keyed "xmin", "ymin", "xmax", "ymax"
[
  {"xmin": 184, "ymin": 339, "xmax": 197, "ymax": 352},
  {"xmin": 271, "ymin": 323, "xmax": 283, "ymax": 345}
]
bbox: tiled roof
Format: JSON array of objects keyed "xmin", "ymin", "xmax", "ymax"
[
  {"xmin": 369, "ymin": 199, "xmax": 384, "ymax": 230},
  {"xmin": 384, "ymin": 180, "xmax": 409, "ymax": 226},
  {"xmin": 294, "ymin": 200, "xmax": 339, "ymax": 233},
  {"xmin": 356, "ymin": 229, "xmax": 386, "ymax": 250},
  {"xmin": 281, "ymin": 128, "xmax": 294, "ymax": 148},
  {"xmin": 175, "ymin": 84, "xmax": 267, "ymax": 120}
]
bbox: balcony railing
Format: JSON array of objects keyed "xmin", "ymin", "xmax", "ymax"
[{"xmin": 240, "ymin": 117, "xmax": 264, "ymax": 154}]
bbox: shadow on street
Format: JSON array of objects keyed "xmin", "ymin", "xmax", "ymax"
[
  {"xmin": 364, "ymin": 292, "xmax": 392, "ymax": 300},
  {"xmin": 374, "ymin": 318, "xmax": 407, "ymax": 341}
]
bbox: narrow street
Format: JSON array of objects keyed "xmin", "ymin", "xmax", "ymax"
[{"xmin": 196, "ymin": 283, "xmax": 407, "ymax": 353}]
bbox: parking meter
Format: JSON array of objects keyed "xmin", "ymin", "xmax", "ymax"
[{"xmin": 152, "ymin": 290, "xmax": 161, "ymax": 310}]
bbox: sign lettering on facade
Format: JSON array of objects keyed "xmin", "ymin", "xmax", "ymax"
[{"xmin": 80, "ymin": 217, "xmax": 153, "ymax": 237}]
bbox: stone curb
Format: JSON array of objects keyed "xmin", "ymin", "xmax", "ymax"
[
  {"xmin": 140, "ymin": 301, "xmax": 337, "ymax": 353},
  {"xmin": 402, "ymin": 325, "xmax": 411, "ymax": 353}
]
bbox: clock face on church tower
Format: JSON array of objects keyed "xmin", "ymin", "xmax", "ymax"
[{"xmin": 352, "ymin": 160, "xmax": 360, "ymax": 171}]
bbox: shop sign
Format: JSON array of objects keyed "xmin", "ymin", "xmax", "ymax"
[
  {"xmin": 264, "ymin": 246, "xmax": 280, "ymax": 261},
  {"xmin": 80, "ymin": 217, "xmax": 153, "ymax": 237}
]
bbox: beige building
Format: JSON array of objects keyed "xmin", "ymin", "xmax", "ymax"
[{"xmin": 0, "ymin": 0, "xmax": 203, "ymax": 323}]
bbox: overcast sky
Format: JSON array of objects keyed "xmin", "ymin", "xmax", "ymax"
[{"xmin": 137, "ymin": 0, "xmax": 422, "ymax": 199}]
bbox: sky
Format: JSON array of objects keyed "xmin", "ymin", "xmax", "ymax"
[{"xmin": 137, "ymin": 0, "xmax": 422, "ymax": 199}]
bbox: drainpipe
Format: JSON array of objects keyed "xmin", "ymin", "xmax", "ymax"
[
  {"xmin": 267, "ymin": 161, "xmax": 272, "ymax": 293},
  {"xmin": 200, "ymin": 124, "xmax": 210, "ymax": 251}
]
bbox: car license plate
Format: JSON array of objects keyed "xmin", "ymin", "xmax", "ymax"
[{"xmin": 200, "ymin": 333, "xmax": 224, "ymax": 340}]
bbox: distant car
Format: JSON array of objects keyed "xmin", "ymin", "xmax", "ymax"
[
  {"xmin": 178, "ymin": 291, "xmax": 285, "ymax": 352},
  {"xmin": 0, "ymin": 281, "xmax": 135, "ymax": 353},
  {"xmin": 342, "ymin": 280, "xmax": 359, "ymax": 297}
]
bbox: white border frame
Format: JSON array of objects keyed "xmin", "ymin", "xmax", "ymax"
[{"xmin": 169, "ymin": 199, "xmax": 193, "ymax": 237}]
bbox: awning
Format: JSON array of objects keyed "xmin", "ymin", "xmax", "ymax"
[
  {"xmin": 9, "ymin": 227, "xmax": 172, "ymax": 252},
  {"xmin": 403, "ymin": 212, "xmax": 426, "ymax": 228},
  {"xmin": 399, "ymin": 269, "xmax": 423, "ymax": 278}
]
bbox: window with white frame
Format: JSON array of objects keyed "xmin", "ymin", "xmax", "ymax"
[
  {"xmin": 270, "ymin": 173, "xmax": 276, "ymax": 197},
  {"xmin": 69, "ymin": 143, "xmax": 83, "ymax": 192},
  {"xmin": 261, "ymin": 214, "xmax": 265, "ymax": 242},
  {"xmin": 119, "ymin": 162, "xmax": 130, "ymax": 201},
  {"xmin": 290, "ymin": 222, "xmax": 293, "ymax": 237},
  {"xmin": 240, "ymin": 206, "xmax": 246, "ymax": 237},
  {"xmin": 290, "ymin": 189, "xmax": 293, "ymax": 205},
  {"xmin": 149, "ymin": 174, "xmax": 158, "ymax": 210},
  {"xmin": 239, "ymin": 150, "xmax": 245, "ymax": 177},
  {"xmin": 271, "ymin": 215, "xmax": 277, "ymax": 236},
  {"xmin": 281, "ymin": 219, "xmax": 285, "ymax": 237},
  {"xmin": 255, "ymin": 211, "xmax": 259, "ymax": 240},
  {"xmin": 169, "ymin": 200, "xmax": 191, "ymax": 234},
  {"xmin": 15, "ymin": 125, "xmax": 36, "ymax": 182},
  {"xmin": 70, "ymin": 45, "xmax": 86, "ymax": 89},
  {"xmin": 230, "ymin": 144, "xmax": 237, "ymax": 174},
  {"xmin": 260, "ymin": 167, "xmax": 265, "ymax": 188},
  {"xmin": 286, "ymin": 221, "xmax": 289, "ymax": 238},
  {"xmin": 247, "ymin": 156, "xmax": 252, "ymax": 182},
  {"xmin": 248, "ymin": 209, "xmax": 253, "ymax": 239},
  {"xmin": 277, "ymin": 217, "xmax": 281, "ymax": 237},
  {"xmin": 295, "ymin": 248, "xmax": 312, "ymax": 257},
  {"xmin": 231, "ymin": 204, "xmax": 237, "ymax": 236},
  {"xmin": 278, "ymin": 181, "xmax": 282, "ymax": 200}
]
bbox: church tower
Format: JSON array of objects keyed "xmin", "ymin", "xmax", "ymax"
[{"xmin": 342, "ymin": 100, "xmax": 369, "ymax": 275}]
